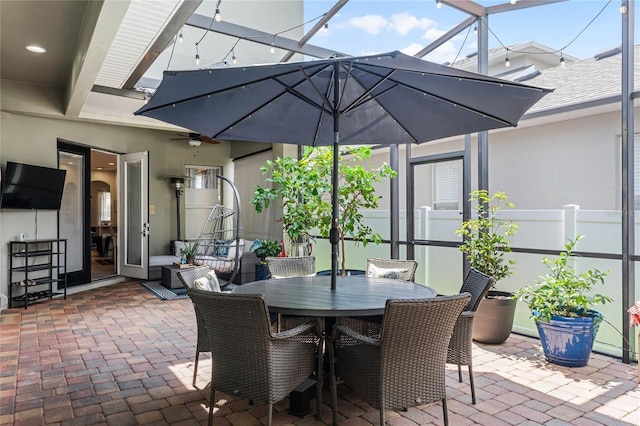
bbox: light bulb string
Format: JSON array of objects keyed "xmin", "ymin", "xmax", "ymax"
[
  {"xmin": 215, "ymin": 11, "xmax": 327, "ymax": 65},
  {"xmin": 450, "ymin": 23, "xmax": 472, "ymax": 66},
  {"xmin": 490, "ymin": 0, "xmax": 612, "ymax": 58}
]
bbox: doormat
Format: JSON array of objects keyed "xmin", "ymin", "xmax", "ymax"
[
  {"xmin": 95, "ymin": 259, "xmax": 114, "ymax": 265},
  {"xmin": 141, "ymin": 281, "xmax": 189, "ymax": 300}
]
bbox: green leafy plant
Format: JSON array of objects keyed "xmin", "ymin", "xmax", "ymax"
[
  {"xmin": 455, "ymin": 190, "xmax": 519, "ymax": 286},
  {"xmin": 516, "ymin": 235, "xmax": 612, "ymax": 323},
  {"xmin": 250, "ymin": 239, "xmax": 283, "ymax": 263},
  {"xmin": 252, "ymin": 146, "xmax": 396, "ymax": 273},
  {"xmin": 179, "ymin": 241, "xmax": 198, "ymax": 258}
]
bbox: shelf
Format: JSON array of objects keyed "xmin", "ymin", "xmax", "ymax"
[{"xmin": 8, "ymin": 239, "xmax": 67, "ymax": 309}]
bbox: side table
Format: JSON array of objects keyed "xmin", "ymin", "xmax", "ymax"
[{"xmin": 161, "ymin": 264, "xmax": 195, "ymax": 289}]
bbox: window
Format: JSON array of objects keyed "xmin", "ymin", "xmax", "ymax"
[
  {"xmin": 433, "ymin": 160, "xmax": 461, "ymax": 210},
  {"xmin": 184, "ymin": 165, "xmax": 222, "ymax": 239},
  {"xmin": 99, "ymin": 191, "xmax": 111, "ymax": 222}
]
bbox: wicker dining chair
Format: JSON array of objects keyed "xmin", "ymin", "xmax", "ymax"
[
  {"xmin": 366, "ymin": 258, "xmax": 418, "ymax": 282},
  {"xmin": 265, "ymin": 256, "xmax": 316, "ymax": 278},
  {"xmin": 341, "ymin": 258, "xmax": 419, "ymax": 336},
  {"xmin": 266, "ymin": 256, "xmax": 316, "ymax": 330},
  {"xmin": 329, "ymin": 293, "xmax": 471, "ymax": 426},
  {"xmin": 177, "ymin": 266, "xmax": 216, "ymax": 388},
  {"xmin": 186, "ymin": 289, "xmax": 323, "ymax": 426},
  {"xmin": 446, "ymin": 268, "xmax": 495, "ymax": 404}
]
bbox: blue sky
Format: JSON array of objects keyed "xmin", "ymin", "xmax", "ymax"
[{"xmin": 303, "ymin": 0, "xmax": 632, "ymax": 64}]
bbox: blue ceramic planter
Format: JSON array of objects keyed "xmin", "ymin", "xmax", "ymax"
[{"xmin": 535, "ymin": 310, "xmax": 602, "ymax": 367}]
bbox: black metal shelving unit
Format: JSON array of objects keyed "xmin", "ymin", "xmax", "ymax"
[{"xmin": 8, "ymin": 239, "xmax": 67, "ymax": 309}]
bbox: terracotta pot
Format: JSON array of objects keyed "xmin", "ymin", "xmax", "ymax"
[{"xmin": 473, "ymin": 290, "xmax": 517, "ymax": 344}]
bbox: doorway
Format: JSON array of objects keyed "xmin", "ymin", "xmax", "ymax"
[{"xmin": 90, "ymin": 150, "xmax": 119, "ymax": 280}]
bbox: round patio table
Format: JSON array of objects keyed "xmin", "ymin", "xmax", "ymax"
[{"xmin": 232, "ymin": 275, "xmax": 437, "ymax": 317}]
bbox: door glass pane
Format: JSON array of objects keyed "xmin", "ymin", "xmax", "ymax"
[
  {"xmin": 59, "ymin": 152, "xmax": 83, "ymax": 273},
  {"xmin": 126, "ymin": 160, "xmax": 142, "ymax": 265}
]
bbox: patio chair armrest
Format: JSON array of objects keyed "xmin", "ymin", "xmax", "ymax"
[
  {"xmin": 454, "ymin": 311, "xmax": 475, "ymax": 333},
  {"xmin": 273, "ymin": 320, "xmax": 321, "ymax": 340},
  {"xmin": 331, "ymin": 323, "xmax": 380, "ymax": 346}
]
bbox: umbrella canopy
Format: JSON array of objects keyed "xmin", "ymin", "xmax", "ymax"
[{"xmin": 136, "ymin": 51, "xmax": 552, "ymax": 288}]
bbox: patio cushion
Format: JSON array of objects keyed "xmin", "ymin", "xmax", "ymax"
[
  {"xmin": 367, "ymin": 263, "xmax": 409, "ymax": 280},
  {"xmin": 206, "ymin": 270, "xmax": 221, "ymax": 292},
  {"xmin": 193, "ymin": 277, "xmax": 214, "ymax": 292}
]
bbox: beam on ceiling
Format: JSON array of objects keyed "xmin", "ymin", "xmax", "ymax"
[
  {"xmin": 65, "ymin": 0, "xmax": 130, "ymax": 117},
  {"xmin": 124, "ymin": 0, "xmax": 204, "ymax": 89},
  {"xmin": 280, "ymin": 0, "xmax": 349, "ymax": 62},
  {"xmin": 186, "ymin": 13, "xmax": 348, "ymax": 59},
  {"xmin": 486, "ymin": 0, "xmax": 567, "ymax": 15},
  {"xmin": 441, "ymin": 0, "xmax": 486, "ymax": 17}
]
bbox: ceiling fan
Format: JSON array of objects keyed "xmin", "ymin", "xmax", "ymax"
[{"xmin": 170, "ymin": 132, "xmax": 219, "ymax": 147}]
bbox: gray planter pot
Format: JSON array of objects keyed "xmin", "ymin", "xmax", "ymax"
[{"xmin": 473, "ymin": 290, "xmax": 517, "ymax": 344}]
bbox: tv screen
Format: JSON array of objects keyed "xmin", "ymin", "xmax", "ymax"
[{"xmin": 0, "ymin": 162, "xmax": 67, "ymax": 210}]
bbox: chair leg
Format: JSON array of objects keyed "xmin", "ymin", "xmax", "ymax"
[
  {"xmin": 316, "ymin": 340, "xmax": 324, "ymax": 421},
  {"xmin": 208, "ymin": 386, "xmax": 215, "ymax": 426},
  {"xmin": 329, "ymin": 344, "xmax": 339, "ymax": 425},
  {"xmin": 193, "ymin": 351, "xmax": 200, "ymax": 388},
  {"xmin": 267, "ymin": 402, "xmax": 273, "ymax": 426},
  {"xmin": 457, "ymin": 364, "xmax": 462, "ymax": 382},
  {"xmin": 468, "ymin": 364, "xmax": 476, "ymax": 405},
  {"xmin": 379, "ymin": 408, "xmax": 385, "ymax": 426},
  {"xmin": 442, "ymin": 397, "xmax": 449, "ymax": 426}
]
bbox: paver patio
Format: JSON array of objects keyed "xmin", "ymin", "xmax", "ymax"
[{"xmin": 0, "ymin": 280, "xmax": 638, "ymax": 425}]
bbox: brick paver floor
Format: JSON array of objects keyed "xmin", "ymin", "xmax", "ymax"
[{"xmin": 0, "ymin": 280, "xmax": 638, "ymax": 425}]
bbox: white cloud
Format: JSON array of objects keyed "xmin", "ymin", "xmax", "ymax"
[
  {"xmin": 422, "ymin": 28, "xmax": 447, "ymax": 42},
  {"xmin": 349, "ymin": 15, "xmax": 388, "ymax": 35},
  {"xmin": 389, "ymin": 13, "xmax": 434, "ymax": 36},
  {"xmin": 400, "ymin": 43, "xmax": 424, "ymax": 57}
]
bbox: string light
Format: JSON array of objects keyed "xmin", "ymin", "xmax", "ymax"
[
  {"xmin": 270, "ymin": 36, "xmax": 276, "ymax": 53},
  {"xmin": 436, "ymin": 0, "xmax": 442, "ymax": 9},
  {"xmin": 178, "ymin": 29, "xmax": 183, "ymax": 44},
  {"xmin": 214, "ymin": 0, "xmax": 222, "ymax": 21},
  {"xmin": 620, "ymin": 0, "xmax": 628, "ymax": 14},
  {"xmin": 504, "ymin": 53, "xmax": 510, "ymax": 67},
  {"xmin": 560, "ymin": 52, "xmax": 565, "ymax": 67},
  {"xmin": 231, "ymin": 49, "xmax": 237, "ymax": 65},
  {"xmin": 510, "ymin": 0, "xmax": 517, "ymax": 5},
  {"xmin": 195, "ymin": 54, "xmax": 200, "ymax": 65},
  {"xmin": 473, "ymin": 24, "xmax": 477, "ymax": 35},
  {"xmin": 323, "ymin": 23, "xmax": 329, "ymax": 33}
]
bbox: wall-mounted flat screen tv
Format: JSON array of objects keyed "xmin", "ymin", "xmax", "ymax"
[{"xmin": 0, "ymin": 162, "xmax": 67, "ymax": 210}]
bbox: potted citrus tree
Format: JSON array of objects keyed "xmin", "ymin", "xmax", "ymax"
[
  {"xmin": 516, "ymin": 235, "xmax": 611, "ymax": 367},
  {"xmin": 252, "ymin": 146, "xmax": 396, "ymax": 274},
  {"xmin": 250, "ymin": 239, "xmax": 283, "ymax": 280},
  {"xmin": 455, "ymin": 190, "xmax": 519, "ymax": 344}
]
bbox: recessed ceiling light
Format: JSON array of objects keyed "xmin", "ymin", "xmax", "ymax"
[
  {"xmin": 108, "ymin": 162, "xmax": 115, "ymax": 165},
  {"xmin": 26, "ymin": 45, "xmax": 46, "ymax": 53},
  {"xmin": 97, "ymin": 167, "xmax": 103, "ymax": 170}
]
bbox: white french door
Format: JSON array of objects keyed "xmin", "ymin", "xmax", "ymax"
[{"xmin": 118, "ymin": 152, "xmax": 149, "ymax": 279}]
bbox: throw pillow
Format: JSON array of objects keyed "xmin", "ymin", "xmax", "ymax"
[
  {"xmin": 213, "ymin": 239, "xmax": 234, "ymax": 256},
  {"xmin": 193, "ymin": 277, "xmax": 214, "ymax": 292},
  {"xmin": 367, "ymin": 264, "xmax": 410, "ymax": 280},
  {"xmin": 205, "ymin": 271, "xmax": 221, "ymax": 292}
]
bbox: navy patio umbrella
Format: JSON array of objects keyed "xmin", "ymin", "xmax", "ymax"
[{"xmin": 136, "ymin": 51, "xmax": 551, "ymax": 289}]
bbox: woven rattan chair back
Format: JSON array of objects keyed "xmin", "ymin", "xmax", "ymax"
[
  {"xmin": 447, "ymin": 268, "xmax": 495, "ymax": 405},
  {"xmin": 177, "ymin": 266, "xmax": 214, "ymax": 388},
  {"xmin": 459, "ymin": 268, "xmax": 495, "ymax": 312},
  {"xmin": 266, "ymin": 256, "xmax": 316, "ymax": 278},
  {"xmin": 331, "ymin": 293, "xmax": 471, "ymax": 426},
  {"xmin": 186, "ymin": 289, "xmax": 322, "ymax": 426},
  {"xmin": 366, "ymin": 258, "xmax": 418, "ymax": 282}
]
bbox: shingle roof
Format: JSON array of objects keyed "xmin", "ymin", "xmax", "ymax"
[{"xmin": 522, "ymin": 44, "xmax": 639, "ymax": 113}]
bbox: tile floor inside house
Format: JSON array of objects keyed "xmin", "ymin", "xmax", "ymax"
[{"xmin": 0, "ymin": 280, "xmax": 638, "ymax": 426}]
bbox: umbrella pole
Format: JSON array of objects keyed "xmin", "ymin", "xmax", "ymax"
[
  {"xmin": 330, "ymin": 61, "xmax": 340, "ymax": 290},
  {"xmin": 331, "ymin": 139, "xmax": 339, "ymax": 290}
]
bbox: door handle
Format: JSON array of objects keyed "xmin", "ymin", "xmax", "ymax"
[{"xmin": 142, "ymin": 223, "xmax": 150, "ymax": 236}]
